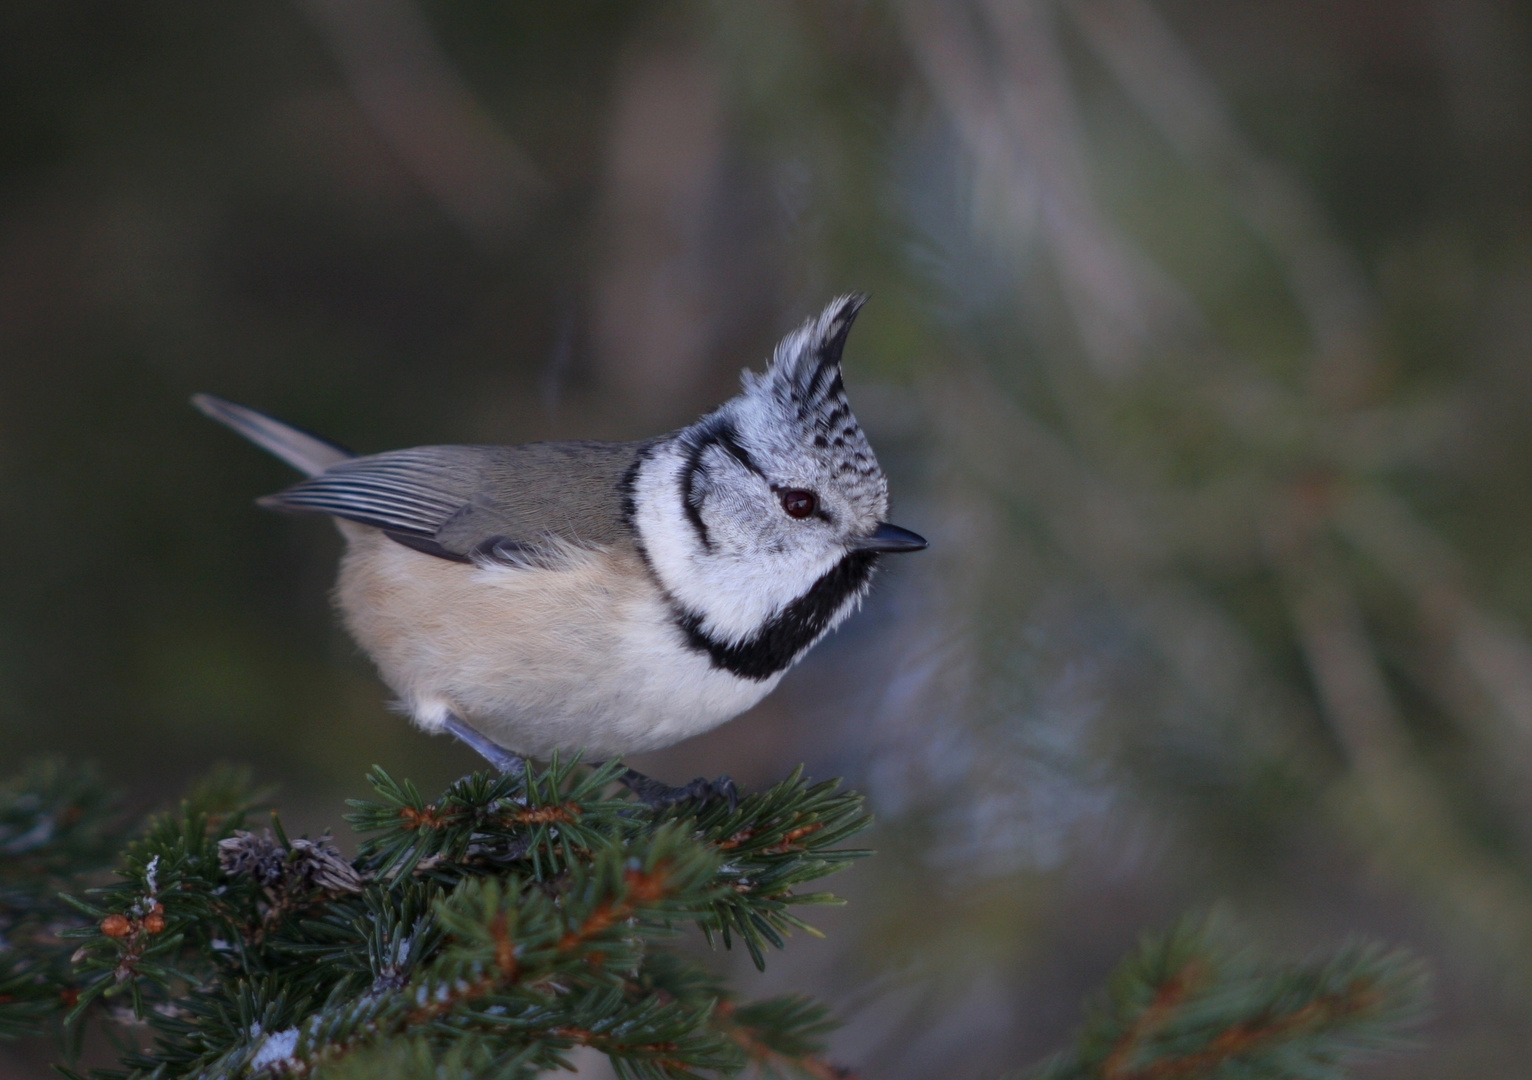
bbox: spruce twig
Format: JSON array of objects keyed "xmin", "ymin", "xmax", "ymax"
[
  {"xmin": 0, "ymin": 761, "xmax": 1428, "ymax": 1079},
  {"xmin": 1023, "ymin": 915, "xmax": 1429, "ymax": 1080},
  {"xmin": 0, "ymin": 758, "xmax": 870, "ymax": 1079}
]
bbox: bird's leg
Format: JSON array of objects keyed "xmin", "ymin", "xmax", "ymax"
[
  {"xmin": 617, "ymin": 767, "xmax": 738, "ymax": 811},
  {"xmin": 434, "ymin": 722, "xmax": 733, "ymax": 809},
  {"xmin": 441, "ymin": 714, "xmax": 526, "ymax": 777}
]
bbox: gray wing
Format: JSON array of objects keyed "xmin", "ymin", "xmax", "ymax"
[{"xmin": 260, "ymin": 440, "xmax": 647, "ymax": 564}]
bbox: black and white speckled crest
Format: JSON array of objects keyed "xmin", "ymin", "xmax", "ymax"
[{"xmin": 733, "ymin": 293, "xmax": 888, "ymax": 524}]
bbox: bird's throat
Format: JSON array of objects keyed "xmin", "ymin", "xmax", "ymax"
[{"xmin": 672, "ymin": 551, "xmax": 877, "ymax": 681}]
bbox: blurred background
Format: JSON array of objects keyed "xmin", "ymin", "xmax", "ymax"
[{"xmin": 3, "ymin": 0, "xmax": 1532, "ymax": 1075}]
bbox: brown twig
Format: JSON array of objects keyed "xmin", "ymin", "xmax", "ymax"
[
  {"xmin": 1102, "ymin": 963, "xmax": 1380, "ymax": 1080},
  {"xmin": 1101, "ymin": 960, "xmax": 1205, "ymax": 1078},
  {"xmin": 714, "ymin": 1001, "xmax": 858, "ymax": 1080}
]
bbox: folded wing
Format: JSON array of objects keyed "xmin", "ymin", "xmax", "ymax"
[{"xmin": 261, "ymin": 442, "xmax": 643, "ymax": 564}]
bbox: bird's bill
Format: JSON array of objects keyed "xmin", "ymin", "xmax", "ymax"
[{"xmin": 850, "ymin": 522, "xmax": 928, "ymax": 553}]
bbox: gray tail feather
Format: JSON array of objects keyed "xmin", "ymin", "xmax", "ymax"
[{"xmin": 191, "ymin": 394, "xmax": 353, "ymax": 477}]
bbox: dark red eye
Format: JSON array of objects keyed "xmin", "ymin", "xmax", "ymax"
[{"xmin": 780, "ymin": 489, "xmax": 817, "ymax": 519}]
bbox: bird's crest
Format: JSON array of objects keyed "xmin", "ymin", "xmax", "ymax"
[
  {"xmin": 744, "ymin": 293, "xmax": 867, "ymax": 421},
  {"xmin": 733, "ymin": 293, "xmax": 885, "ymax": 511}
]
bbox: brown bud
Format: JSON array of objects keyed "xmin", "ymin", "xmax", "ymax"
[
  {"xmin": 100, "ymin": 914, "xmax": 131, "ymax": 939},
  {"xmin": 143, "ymin": 912, "xmax": 166, "ymax": 935}
]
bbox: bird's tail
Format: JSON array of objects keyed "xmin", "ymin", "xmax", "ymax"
[{"xmin": 192, "ymin": 394, "xmax": 353, "ymax": 477}]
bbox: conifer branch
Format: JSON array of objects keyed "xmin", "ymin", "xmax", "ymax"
[
  {"xmin": 1022, "ymin": 915, "xmax": 1428, "ymax": 1080},
  {"xmin": 0, "ymin": 759, "xmax": 869, "ymax": 1079},
  {"xmin": 0, "ymin": 761, "xmax": 1427, "ymax": 1079},
  {"xmin": 0, "ymin": 760, "xmax": 132, "ymax": 1044}
]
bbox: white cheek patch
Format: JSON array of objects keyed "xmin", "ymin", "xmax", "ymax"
[
  {"xmin": 631, "ymin": 444, "xmax": 699, "ymax": 574},
  {"xmin": 631, "ymin": 444, "xmax": 839, "ymax": 643}
]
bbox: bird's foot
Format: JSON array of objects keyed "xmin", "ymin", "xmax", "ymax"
[
  {"xmin": 619, "ymin": 768, "xmax": 738, "ymax": 811},
  {"xmin": 441, "ymin": 714, "xmax": 526, "ymax": 777}
]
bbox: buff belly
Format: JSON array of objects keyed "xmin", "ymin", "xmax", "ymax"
[{"xmin": 332, "ymin": 525, "xmax": 780, "ymax": 759}]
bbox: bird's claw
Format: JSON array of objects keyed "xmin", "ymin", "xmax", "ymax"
[{"xmin": 620, "ymin": 769, "xmax": 738, "ymax": 812}]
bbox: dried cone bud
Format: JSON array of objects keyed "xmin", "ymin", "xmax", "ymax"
[
  {"xmin": 143, "ymin": 912, "xmax": 166, "ymax": 934},
  {"xmin": 100, "ymin": 914, "xmax": 131, "ymax": 939}
]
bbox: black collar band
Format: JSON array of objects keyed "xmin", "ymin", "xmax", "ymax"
[{"xmin": 674, "ymin": 551, "xmax": 878, "ymax": 681}]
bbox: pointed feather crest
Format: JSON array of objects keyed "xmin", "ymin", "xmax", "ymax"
[
  {"xmin": 726, "ymin": 294, "xmax": 886, "ymax": 520},
  {"xmin": 744, "ymin": 293, "xmax": 867, "ymax": 414}
]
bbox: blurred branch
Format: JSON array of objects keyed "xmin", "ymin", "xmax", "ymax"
[
  {"xmin": 932, "ymin": 364, "xmax": 1303, "ymax": 753},
  {"xmin": 589, "ymin": 30, "xmax": 725, "ymax": 421},
  {"xmin": 907, "ymin": 0, "xmax": 1532, "ymax": 984},
  {"xmin": 1330, "ymin": 486, "xmax": 1532, "ymax": 850},
  {"xmin": 1022, "ymin": 915, "xmax": 1426, "ymax": 1080},
  {"xmin": 1280, "ymin": 543, "xmax": 1532, "ymax": 973},
  {"xmin": 1069, "ymin": 0, "xmax": 1378, "ymax": 401},
  {"xmin": 1334, "ymin": 487, "xmax": 1532, "ymax": 746},
  {"xmin": 300, "ymin": 0, "xmax": 546, "ymax": 245},
  {"xmin": 900, "ymin": 0, "xmax": 1185, "ymax": 373}
]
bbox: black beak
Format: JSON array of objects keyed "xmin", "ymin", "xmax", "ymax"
[{"xmin": 851, "ymin": 522, "xmax": 928, "ymax": 553}]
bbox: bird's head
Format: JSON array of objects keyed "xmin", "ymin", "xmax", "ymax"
[{"xmin": 628, "ymin": 295, "xmax": 926, "ymax": 669}]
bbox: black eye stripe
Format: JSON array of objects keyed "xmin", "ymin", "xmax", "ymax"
[
  {"xmin": 678, "ymin": 420, "xmax": 772, "ymax": 551},
  {"xmin": 715, "ymin": 425, "xmax": 765, "ymax": 478},
  {"xmin": 679, "ymin": 440, "xmax": 712, "ymax": 551}
]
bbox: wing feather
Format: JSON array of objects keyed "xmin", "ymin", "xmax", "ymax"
[
  {"xmin": 259, "ymin": 449, "xmax": 480, "ymax": 536},
  {"xmin": 259, "ymin": 441, "xmax": 644, "ymax": 562}
]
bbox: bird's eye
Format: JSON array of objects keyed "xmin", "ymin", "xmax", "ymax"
[{"xmin": 780, "ymin": 489, "xmax": 817, "ymax": 519}]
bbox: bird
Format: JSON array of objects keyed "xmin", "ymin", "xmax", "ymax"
[{"xmin": 194, "ymin": 294, "xmax": 926, "ymax": 805}]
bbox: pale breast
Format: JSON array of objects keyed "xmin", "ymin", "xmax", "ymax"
[{"xmin": 332, "ymin": 525, "xmax": 778, "ymax": 759}]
